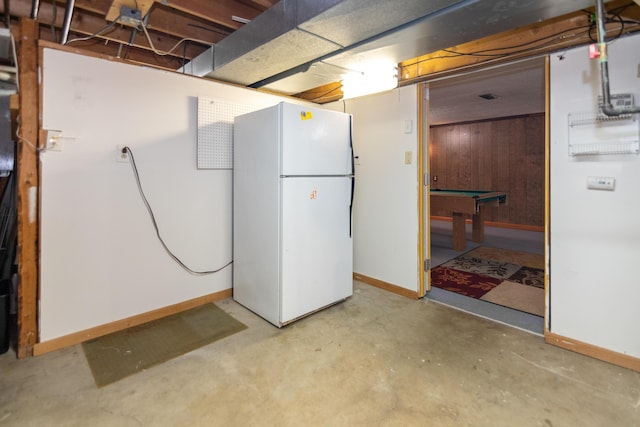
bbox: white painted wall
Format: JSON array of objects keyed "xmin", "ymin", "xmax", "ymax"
[
  {"xmin": 39, "ymin": 49, "xmax": 305, "ymax": 341},
  {"xmin": 327, "ymin": 87, "xmax": 420, "ymax": 292},
  {"xmin": 549, "ymin": 34, "xmax": 640, "ymax": 358}
]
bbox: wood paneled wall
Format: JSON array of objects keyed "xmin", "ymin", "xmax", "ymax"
[{"xmin": 430, "ymin": 113, "xmax": 544, "ymax": 227}]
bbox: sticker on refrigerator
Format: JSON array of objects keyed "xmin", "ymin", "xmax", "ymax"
[
  {"xmin": 310, "ymin": 188, "xmax": 317, "ymax": 200},
  {"xmin": 300, "ymin": 111, "xmax": 313, "ymax": 120}
]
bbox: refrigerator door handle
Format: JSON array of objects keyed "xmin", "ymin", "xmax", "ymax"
[
  {"xmin": 349, "ymin": 175, "xmax": 355, "ymax": 237},
  {"xmin": 349, "ymin": 115, "xmax": 355, "ymax": 176}
]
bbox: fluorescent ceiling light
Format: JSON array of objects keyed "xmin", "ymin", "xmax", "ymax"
[{"xmin": 341, "ymin": 61, "xmax": 398, "ymax": 100}]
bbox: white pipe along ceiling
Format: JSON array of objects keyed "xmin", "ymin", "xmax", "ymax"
[{"xmin": 182, "ymin": 0, "xmax": 603, "ymax": 95}]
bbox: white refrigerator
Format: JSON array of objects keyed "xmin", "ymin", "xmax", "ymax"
[{"xmin": 233, "ymin": 102, "xmax": 354, "ymax": 327}]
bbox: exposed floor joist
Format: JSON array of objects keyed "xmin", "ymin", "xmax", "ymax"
[{"xmin": 0, "ymin": 0, "xmax": 276, "ymax": 72}]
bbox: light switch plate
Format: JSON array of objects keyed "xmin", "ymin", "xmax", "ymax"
[{"xmin": 404, "ymin": 151, "xmax": 412, "ymax": 165}]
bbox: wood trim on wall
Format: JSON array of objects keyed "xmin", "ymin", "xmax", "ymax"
[
  {"xmin": 15, "ymin": 18, "xmax": 40, "ymax": 359},
  {"xmin": 353, "ymin": 272, "xmax": 420, "ymax": 300},
  {"xmin": 33, "ymin": 289, "xmax": 232, "ymax": 356},
  {"xmin": 544, "ymin": 55, "xmax": 551, "ymax": 329},
  {"xmin": 545, "ymin": 332, "xmax": 640, "ymax": 373},
  {"xmin": 417, "ymin": 84, "xmax": 426, "ymax": 297}
]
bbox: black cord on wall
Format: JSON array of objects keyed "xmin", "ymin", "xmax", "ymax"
[{"xmin": 122, "ymin": 146, "xmax": 232, "ymax": 276}]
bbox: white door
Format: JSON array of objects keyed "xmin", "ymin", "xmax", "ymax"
[
  {"xmin": 280, "ymin": 176, "xmax": 353, "ymax": 323},
  {"xmin": 280, "ymin": 103, "xmax": 352, "ymax": 176}
]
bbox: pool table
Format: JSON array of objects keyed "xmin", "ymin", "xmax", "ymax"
[{"xmin": 430, "ymin": 189, "xmax": 508, "ymax": 251}]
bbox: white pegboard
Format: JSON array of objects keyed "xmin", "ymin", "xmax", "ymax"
[{"xmin": 197, "ymin": 97, "xmax": 256, "ymax": 169}]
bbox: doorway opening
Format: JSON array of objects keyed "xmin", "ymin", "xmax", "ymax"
[{"xmin": 424, "ymin": 58, "xmax": 547, "ymax": 335}]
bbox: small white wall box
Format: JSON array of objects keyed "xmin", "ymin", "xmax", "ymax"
[{"xmin": 587, "ymin": 176, "xmax": 615, "ymax": 191}]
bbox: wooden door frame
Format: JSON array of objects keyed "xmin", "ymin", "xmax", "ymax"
[
  {"xmin": 417, "ymin": 83, "xmax": 429, "ymax": 297},
  {"xmin": 420, "ymin": 59, "xmax": 548, "ymax": 327}
]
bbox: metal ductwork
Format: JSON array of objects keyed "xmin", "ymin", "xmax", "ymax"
[
  {"xmin": 187, "ymin": 0, "xmax": 457, "ymax": 84},
  {"xmin": 185, "ymin": 0, "xmax": 602, "ymax": 95}
]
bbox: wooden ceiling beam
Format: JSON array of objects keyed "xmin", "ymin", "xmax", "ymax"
[
  {"xmin": 144, "ymin": 4, "xmax": 230, "ymax": 44},
  {"xmin": 70, "ymin": 0, "xmax": 230, "ymax": 45},
  {"xmin": 614, "ymin": 1, "xmax": 640, "ymax": 20},
  {"xmin": 408, "ymin": 14, "xmax": 590, "ymax": 78},
  {"xmin": 398, "ymin": 3, "xmax": 640, "ymax": 84},
  {"xmin": 1, "ymin": 0, "xmax": 208, "ymax": 61},
  {"xmin": 238, "ymin": 0, "xmax": 274, "ymax": 10},
  {"xmin": 159, "ymin": 0, "xmax": 265, "ymax": 31},
  {"xmin": 293, "ymin": 81, "xmax": 343, "ymax": 104}
]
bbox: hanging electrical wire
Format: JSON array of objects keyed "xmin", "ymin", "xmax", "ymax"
[
  {"xmin": 14, "ymin": 115, "xmax": 43, "ymax": 153},
  {"xmin": 405, "ymin": 9, "xmax": 640, "ymax": 73},
  {"xmin": 121, "ymin": 146, "xmax": 232, "ymax": 276},
  {"xmin": 64, "ymin": 13, "xmax": 212, "ymax": 60},
  {"xmin": 586, "ymin": 9, "xmax": 626, "ymax": 42},
  {"xmin": 138, "ymin": 23, "xmax": 211, "ymax": 57},
  {"xmin": 65, "ymin": 17, "xmax": 122, "ymax": 45}
]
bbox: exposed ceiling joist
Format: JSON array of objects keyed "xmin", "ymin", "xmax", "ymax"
[
  {"xmin": 1, "ymin": 0, "xmax": 211, "ymax": 61},
  {"xmin": 0, "ymin": 0, "xmax": 278, "ymax": 63},
  {"xmin": 399, "ymin": 0, "xmax": 640, "ymax": 85},
  {"xmin": 159, "ymin": 0, "xmax": 265, "ymax": 31},
  {"xmin": 74, "ymin": 0, "xmax": 229, "ymax": 44}
]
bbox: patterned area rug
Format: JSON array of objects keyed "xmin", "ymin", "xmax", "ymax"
[{"xmin": 431, "ymin": 246, "xmax": 544, "ymax": 316}]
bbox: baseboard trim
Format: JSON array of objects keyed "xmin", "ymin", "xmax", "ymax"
[
  {"xmin": 545, "ymin": 331, "xmax": 640, "ymax": 372},
  {"xmin": 431, "ymin": 216, "xmax": 544, "ymax": 232},
  {"xmin": 33, "ymin": 289, "xmax": 233, "ymax": 356},
  {"xmin": 353, "ymin": 272, "xmax": 419, "ymax": 299}
]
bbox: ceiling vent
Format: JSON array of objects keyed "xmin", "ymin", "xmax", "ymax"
[{"xmin": 478, "ymin": 93, "xmax": 499, "ymax": 100}]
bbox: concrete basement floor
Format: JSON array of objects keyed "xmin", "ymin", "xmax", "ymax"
[{"xmin": 1, "ymin": 281, "xmax": 639, "ymax": 426}]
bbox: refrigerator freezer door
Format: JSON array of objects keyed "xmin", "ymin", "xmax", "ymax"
[
  {"xmin": 280, "ymin": 176, "xmax": 353, "ymax": 323},
  {"xmin": 280, "ymin": 103, "xmax": 352, "ymax": 176}
]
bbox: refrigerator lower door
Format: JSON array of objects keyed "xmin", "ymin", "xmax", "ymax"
[{"xmin": 280, "ymin": 176, "xmax": 353, "ymax": 324}]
